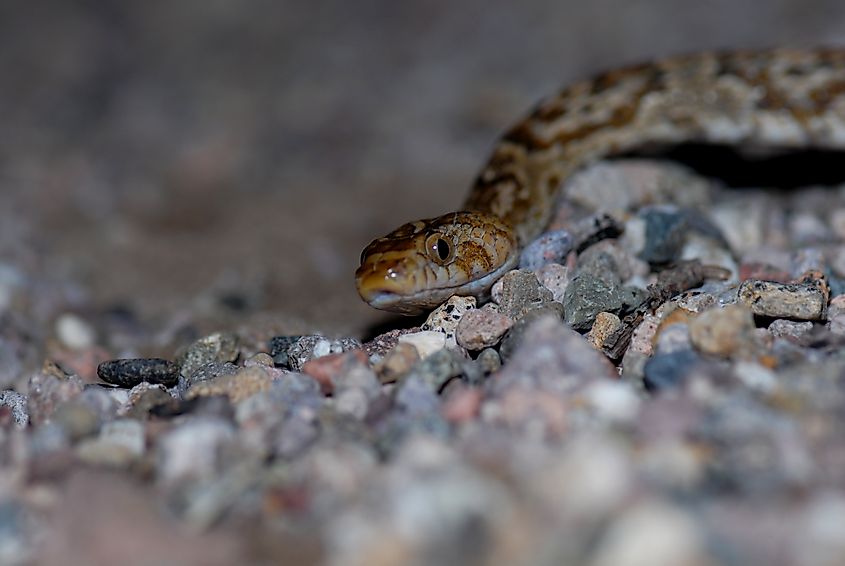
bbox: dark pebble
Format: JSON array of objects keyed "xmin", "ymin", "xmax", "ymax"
[
  {"xmin": 643, "ymin": 350, "xmax": 703, "ymax": 392},
  {"xmin": 639, "ymin": 207, "xmax": 687, "ymax": 264},
  {"xmin": 97, "ymin": 358, "xmax": 180, "ymax": 388},
  {"xmin": 268, "ymin": 335, "xmax": 302, "ymax": 368},
  {"xmin": 518, "ymin": 230, "xmax": 573, "ymax": 270}
]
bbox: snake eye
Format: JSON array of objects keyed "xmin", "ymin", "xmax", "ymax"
[{"xmin": 425, "ymin": 234, "xmax": 455, "ymax": 265}]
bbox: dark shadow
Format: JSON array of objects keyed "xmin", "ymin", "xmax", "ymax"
[
  {"xmin": 624, "ymin": 143, "xmax": 845, "ymax": 189},
  {"xmin": 360, "ymin": 312, "xmax": 429, "ymax": 343}
]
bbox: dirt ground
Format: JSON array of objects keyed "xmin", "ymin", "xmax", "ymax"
[{"xmin": 3, "ymin": 0, "xmax": 845, "ymax": 340}]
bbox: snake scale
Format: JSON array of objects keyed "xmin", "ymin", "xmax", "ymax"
[{"xmin": 356, "ymin": 48, "xmax": 845, "ymax": 315}]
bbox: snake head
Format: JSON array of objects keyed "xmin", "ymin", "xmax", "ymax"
[{"xmin": 355, "ymin": 211, "xmax": 519, "ymax": 315}]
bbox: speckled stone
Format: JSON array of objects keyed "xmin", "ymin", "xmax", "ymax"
[
  {"xmin": 768, "ymin": 319, "xmax": 814, "ymax": 340},
  {"xmin": 421, "ymin": 295, "xmax": 476, "ymax": 342},
  {"xmin": 492, "ymin": 269, "xmax": 554, "ymax": 320},
  {"xmin": 588, "ymin": 311, "xmax": 623, "ymax": 352},
  {"xmin": 97, "ymin": 358, "xmax": 180, "ymax": 388},
  {"xmin": 119, "ymin": 382, "xmax": 178, "ymax": 419},
  {"xmin": 301, "ymin": 349, "xmax": 369, "ymax": 395},
  {"xmin": 689, "ymin": 305, "xmax": 758, "ymax": 358},
  {"xmin": 737, "ymin": 279, "xmax": 827, "ymax": 321},
  {"xmin": 455, "ymin": 306, "xmax": 514, "ymax": 351},
  {"xmin": 518, "ymin": 230, "xmax": 573, "ymax": 270},
  {"xmin": 0, "ymin": 390, "xmax": 28, "ymax": 428},
  {"xmin": 178, "ymin": 332, "xmax": 240, "ymax": 378},
  {"xmin": 535, "ymin": 262, "xmax": 570, "ymax": 303},
  {"xmin": 563, "ymin": 274, "xmax": 646, "ymax": 332},
  {"xmin": 286, "ymin": 335, "xmax": 362, "ymax": 371},
  {"xmin": 400, "ymin": 347, "xmax": 482, "ymax": 391},
  {"xmin": 639, "ymin": 207, "xmax": 688, "ymax": 264},
  {"xmin": 267, "ymin": 335, "xmax": 302, "ymax": 368}
]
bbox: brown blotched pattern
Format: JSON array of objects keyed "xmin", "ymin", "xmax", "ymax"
[{"xmin": 359, "ymin": 48, "xmax": 845, "ymax": 313}]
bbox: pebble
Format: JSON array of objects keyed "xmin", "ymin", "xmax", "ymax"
[
  {"xmin": 267, "ymin": 335, "xmax": 302, "ymax": 368},
  {"xmin": 588, "ymin": 311, "xmax": 623, "ymax": 352},
  {"xmin": 55, "ymin": 313, "xmax": 96, "ymax": 350},
  {"xmin": 178, "ymin": 332, "xmax": 240, "ymax": 378},
  {"xmin": 475, "ymin": 348, "xmax": 501, "ymax": 375},
  {"xmin": 563, "ymin": 273, "xmax": 644, "ymax": 332},
  {"xmin": 52, "ymin": 400, "xmax": 100, "ymax": 440},
  {"xmin": 401, "ymin": 347, "xmax": 481, "ymax": 392},
  {"xmin": 119, "ymin": 382, "xmax": 178, "ymax": 418},
  {"xmin": 178, "ymin": 361, "xmax": 239, "ymax": 397},
  {"xmin": 643, "ymin": 350, "xmax": 704, "ymax": 391},
  {"xmin": 498, "ymin": 302, "xmax": 565, "ymax": 361},
  {"xmin": 301, "ymin": 349, "xmax": 369, "ymax": 395},
  {"xmin": 534, "ymin": 262, "xmax": 570, "ymax": 303},
  {"xmin": 97, "ymin": 358, "xmax": 181, "ymax": 388},
  {"xmin": 397, "ymin": 331, "xmax": 447, "ymax": 359},
  {"xmin": 768, "ymin": 319, "xmax": 814, "ymax": 340},
  {"xmin": 75, "ymin": 418, "xmax": 145, "ymax": 468},
  {"xmin": 421, "ymin": 295, "xmax": 476, "ymax": 342},
  {"xmin": 492, "ymin": 269, "xmax": 554, "ymax": 320},
  {"xmin": 518, "ymin": 229, "xmax": 573, "ymax": 270},
  {"xmin": 653, "ymin": 321, "xmax": 692, "ymax": 354},
  {"xmin": 286, "ymin": 335, "xmax": 362, "ymax": 371},
  {"xmin": 584, "ymin": 380, "xmax": 641, "ymax": 424},
  {"xmin": 639, "ymin": 206, "xmax": 689, "ymax": 264},
  {"xmin": 737, "ymin": 279, "xmax": 827, "ymax": 321},
  {"xmin": 185, "ymin": 366, "xmax": 279, "ymax": 403},
  {"xmin": 373, "ymin": 342, "xmax": 420, "ymax": 384},
  {"xmin": 441, "ymin": 386, "xmax": 483, "ymax": 423},
  {"xmin": 689, "ymin": 305, "xmax": 758, "ymax": 358},
  {"xmin": 455, "ymin": 306, "xmax": 513, "ymax": 351},
  {"xmin": 27, "ymin": 372, "xmax": 84, "ymax": 426},
  {"xmin": 157, "ymin": 417, "xmax": 237, "ymax": 485},
  {"xmin": 0, "ymin": 390, "xmax": 28, "ymax": 428}
]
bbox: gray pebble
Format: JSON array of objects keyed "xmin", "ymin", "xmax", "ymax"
[
  {"xmin": 737, "ymin": 279, "xmax": 827, "ymax": 321},
  {"xmin": 287, "ymin": 335, "xmax": 362, "ymax": 372},
  {"xmin": 498, "ymin": 302, "xmax": 565, "ymax": 362},
  {"xmin": 178, "ymin": 332, "xmax": 240, "ymax": 378},
  {"xmin": 267, "ymin": 335, "xmax": 302, "ymax": 368},
  {"xmin": 494, "ymin": 270, "xmax": 554, "ymax": 320},
  {"xmin": 455, "ymin": 307, "xmax": 513, "ymax": 351},
  {"xmin": 518, "ymin": 230, "xmax": 573, "ymax": 270}
]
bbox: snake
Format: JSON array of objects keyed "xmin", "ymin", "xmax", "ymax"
[{"xmin": 356, "ymin": 48, "xmax": 845, "ymax": 315}]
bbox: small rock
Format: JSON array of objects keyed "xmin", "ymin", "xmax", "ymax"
[
  {"xmin": 97, "ymin": 358, "xmax": 180, "ymax": 388},
  {"xmin": 535, "ymin": 262, "xmax": 570, "ymax": 303},
  {"xmin": 185, "ymin": 365, "xmax": 279, "ymax": 403},
  {"xmin": 55, "ymin": 313, "xmax": 96, "ymax": 350},
  {"xmin": 737, "ymin": 279, "xmax": 827, "ymax": 321},
  {"xmin": 0, "ymin": 390, "xmax": 28, "ymax": 428},
  {"xmin": 27, "ymin": 372, "xmax": 84, "ymax": 426},
  {"xmin": 301, "ymin": 349, "xmax": 369, "ymax": 395},
  {"xmin": 421, "ymin": 295, "xmax": 476, "ymax": 342},
  {"xmin": 373, "ymin": 343, "xmax": 420, "ymax": 384},
  {"xmin": 76, "ymin": 418, "xmax": 145, "ymax": 468},
  {"xmin": 52, "ymin": 400, "xmax": 100, "ymax": 440},
  {"xmin": 518, "ymin": 230, "xmax": 573, "ymax": 270},
  {"xmin": 455, "ymin": 307, "xmax": 513, "ymax": 351},
  {"xmin": 639, "ymin": 206, "xmax": 688, "ymax": 264},
  {"xmin": 476, "ymin": 348, "xmax": 501, "ymax": 375},
  {"xmin": 492, "ymin": 270, "xmax": 554, "ymax": 320},
  {"xmin": 398, "ymin": 331, "xmax": 447, "ymax": 359},
  {"xmin": 584, "ymin": 380, "xmax": 641, "ymax": 424},
  {"xmin": 498, "ymin": 302, "xmax": 565, "ymax": 361},
  {"xmin": 563, "ymin": 273, "xmax": 643, "ymax": 332},
  {"xmin": 643, "ymin": 350, "xmax": 704, "ymax": 391},
  {"xmin": 119, "ymin": 382, "xmax": 178, "ymax": 418},
  {"xmin": 653, "ymin": 322, "xmax": 692, "ymax": 354},
  {"xmin": 739, "ymin": 262, "xmax": 791, "ymax": 283},
  {"xmin": 401, "ymin": 347, "xmax": 481, "ymax": 391},
  {"xmin": 157, "ymin": 417, "xmax": 237, "ymax": 485},
  {"xmin": 178, "ymin": 332, "xmax": 240, "ymax": 378},
  {"xmin": 267, "ymin": 335, "xmax": 302, "ymax": 368},
  {"xmin": 178, "ymin": 361, "xmax": 239, "ymax": 397},
  {"xmin": 768, "ymin": 319, "xmax": 814, "ymax": 340},
  {"xmin": 689, "ymin": 304, "xmax": 758, "ymax": 357},
  {"xmin": 244, "ymin": 352, "xmax": 274, "ymax": 367},
  {"xmin": 442, "ymin": 385, "xmax": 483, "ymax": 423},
  {"xmin": 287, "ymin": 335, "xmax": 362, "ymax": 371},
  {"xmin": 588, "ymin": 311, "xmax": 623, "ymax": 352}
]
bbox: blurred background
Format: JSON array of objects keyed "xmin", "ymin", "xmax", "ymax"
[{"xmin": 3, "ymin": 0, "xmax": 845, "ymax": 340}]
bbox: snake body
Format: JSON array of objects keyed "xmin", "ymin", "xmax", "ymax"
[{"xmin": 356, "ymin": 48, "xmax": 845, "ymax": 314}]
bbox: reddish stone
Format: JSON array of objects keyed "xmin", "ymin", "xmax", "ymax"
[
  {"xmin": 442, "ymin": 386, "xmax": 483, "ymax": 423},
  {"xmin": 301, "ymin": 349, "xmax": 368, "ymax": 395},
  {"xmin": 738, "ymin": 262, "xmax": 791, "ymax": 283}
]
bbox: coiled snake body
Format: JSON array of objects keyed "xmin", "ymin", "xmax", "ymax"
[{"xmin": 356, "ymin": 48, "xmax": 845, "ymax": 315}]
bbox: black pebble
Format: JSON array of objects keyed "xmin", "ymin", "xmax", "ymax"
[{"xmin": 97, "ymin": 358, "xmax": 181, "ymax": 388}]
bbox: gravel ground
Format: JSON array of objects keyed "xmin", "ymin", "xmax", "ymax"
[{"xmin": 5, "ymin": 1, "xmax": 845, "ymax": 565}]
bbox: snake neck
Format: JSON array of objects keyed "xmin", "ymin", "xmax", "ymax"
[{"xmin": 463, "ymin": 48, "xmax": 845, "ymax": 246}]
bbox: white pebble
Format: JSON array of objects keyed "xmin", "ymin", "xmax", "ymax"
[{"xmin": 55, "ymin": 313, "xmax": 96, "ymax": 350}]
